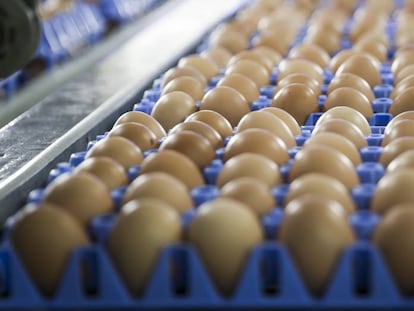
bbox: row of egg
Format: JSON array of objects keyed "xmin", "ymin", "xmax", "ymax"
[{"xmin": 8, "ymin": 0, "xmax": 414, "ymax": 303}]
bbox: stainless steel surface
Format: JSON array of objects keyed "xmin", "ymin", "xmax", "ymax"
[{"xmin": 0, "ymin": 0, "xmax": 246, "ymax": 223}]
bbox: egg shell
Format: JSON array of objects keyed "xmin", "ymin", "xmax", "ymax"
[
  {"xmin": 220, "ymin": 177, "xmax": 275, "ymax": 216},
  {"xmin": 224, "ymin": 128, "xmax": 289, "ymax": 165},
  {"xmin": 107, "ymin": 198, "xmax": 181, "ymax": 296},
  {"xmin": 170, "ymin": 120, "xmax": 223, "ymax": 149},
  {"xmin": 228, "ymin": 50, "xmax": 273, "ymax": 73},
  {"xmin": 392, "ymin": 50, "xmax": 414, "ymax": 75},
  {"xmin": 162, "ymin": 66, "xmax": 207, "ymax": 89},
  {"xmin": 74, "ymin": 157, "xmax": 128, "ymax": 189},
  {"xmin": 327, "ymin": 73, "xmax": 375, "ymax": 102},
  {"xmin": 140, "ymin": 150, "xmax": 204, "ymax": 189},
  {"xmin": 391, "ymin": 74, "xmax": 414, "ymax": 100},
  {"xmin": 353, "ymin": 37, "xmax": 388, "ymax": 62},
  {"xmin": 225, "ymin": 59, "xmax": 270, "ymax": 88},
  {"xmin": 188, "ymin": 198, "xmax": 263, "ymax": 296},
  {"xmin": 271, "ymin": 83, "xmax": 319, "ymax": 125},
  {"xmin": 151, "ymin": 91, "xmax": 197, "ymax": 131},
  {"xmin": 394, "ymin": 64, "xmax": 414, "ymax": 85},
  {"xmin": 162, "ymin": 76, "xmax": 205, "ymax": 101},
  {"xmin": 336, "ymin": 54, "xmax": 382, "ymax": 87},
  {"xmin": 108, "ymin": 122, "xmax": 158, "ymax": 151},
  {"xmin": 303, "ymin": 27, "xmax": 341, "ymax": 55},
  {"xmin": 217, "ymin": 73, "xmax": 260, "ymax": 103},
  {"xmin": 200, "ymin": 86, "xmax": 250, "ymax": 127},
  {"xmin": 178, "ymin": 55, "xmax": 220, "ymax": 80},
  {"xmin": 216, "ymin": 152, "xmax": 282, "ymax": 188},
  {"xmin": 252, "ymin": 30, "xmax": 291, "ymax": 55},
  {"xmin": 159, "ymin": 131, "xmax": 215, "ymax": 169},
  {"xmin": 209, "ymin": 27, "xmax": 249, "ymax": 54},
  {"xmin": 382, "ymin": 119, "xmax": 414, "ymax": 146},
  {"xmin": 385, "ymin": 111, "xmax": 414, "ymax": 132},
  {"xmin": 280, "ymin": 194, "xmax": 355, "ymax": 296},
  {"xmin": 289, "ymin": 144, "xmax": 360, "ymax": 189},
  {"xmin": 113, "ymin": 111, "xmax": 166, "ymax": 140},
  {"xmin": 388, "ymin": 150, "xmax": 414, "ymax": 173},
  {"xmin": 201, "ymin": 46, "xmax": 232, "ymax": 68},
  {"xmin": 86, "ymin": 136, "xmax": 143, "ymax": 169},
  {"xmin": 329, "ymin": 50, "xmax": 361, "ymax": 73},
  {"xmin": 273, "ymin": 73, "xmax": 321, "ymax": 97},
  {"xmin": 11, "ymin": 204, "xmax": 90, "ymax": 296},
  {"xmin": 277, "ymin": 58, "xmax": 324, "ymax": 85},
  {"xmin": 261, "ymin": 107, "xmax": 301, "ymax": 136},
  {"xmin": 288, "ymin": 43, "xmax": 331, "ymax": 68},
  {"xmin": 251, "ymin": 46, "xmax": 283, "ymax": 66},
  {"xmin": 379, "ymin": 137, "xmax": 414, "ymax": 166},
  {"xmin": 389, "ymin": 86, "xmax": 414, "ymax": 116},
  {"xmin": 185, "ymin": 110, "xmax": 233, "ymax": 140}
]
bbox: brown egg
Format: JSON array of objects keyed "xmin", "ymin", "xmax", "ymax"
[
  {"xmin": 86, "ymin": 136, "xmax": 143, "ymax": 169},
  {"xmin": 170, "ymin": 120, "xmax": 223, "ymax": 149},
  {"xmin": 394, "ymin": 64, "xmax": 414, "ymax": 85},
  {"xmin": 162, "ymin": 66, "xmax": 207, "ymax": 89},
  {"xmin": 277, "ymin": 58, "xmax": 324, "ymax": 85},
  {"xmin": 151, "ymin": 91, "xmax": 197, "ymax": 131},
  {"xmin": 382, "ymin": 119, "xmax": 414, "ymax": 146},
  {"xmin": 225, "ymin": 59, "xmax": 270, "ymax": 88},
  {"xmin": 140, "ymin": 150, "xmax": 204, "ymax": 189},
  {"xmin": 201, "ymin": 46, "xmax": 232, "ymax": 68},
  {"xmin": 304, "ymin": 132, "xmax": 362, "ymax": 166},
  {"xmin": 285, "ymin": 173, "xmax": 355, "ymax": 214},
  {"xmin": 390, "ymin": 74, "xmax": 414, "ymax": 100},
  {"xmin": 288, "ymin": 43, "xmax": 331, "ymax": 68},
  {"xmin": 324, "ymin": 87, "xmax": 373, "ymax": 119},
  {"xmin": 388, "ymin": 150, "xmax": 414, "ymax": 173},
  {"xmin": 379, "ymin": 137, "xmax": 414, "ymax": 166},
  {"xmin": 217, "ymin": 73, "xmax": 260, "ymax": 103},
  {"xmin": 185, "ymin": 110, "xmax": 233, "ymax": 139},
  {"xmin": 391, "ymin": 50, "xmax": 414, "ymax": 75},
  {"xmin": 200, "ymin": 86, "xmax": 250, "ymax": 127},
  {"xmin": 336, "ymin": 54, "xmax": 382, "ymax": 87},
  {"xmin": 252, "ymin": 30, "xmax": 291, "ymax": 55},
  {"xmin": 113, "ymin": 111, "xmax": 166, "ymax": 140},
  {"xmin": 107, "ymin": 198, "xmax": 181, "ymax": 296},
  {"xmin": 372, "ymin": 170, "xmax": 414, "ymax": 214},
  {"xmin": 123, "ymin": 172, "xmax": 192, "ymax": 214},
  {"xmin": 178, "ymin": 55, "xmax": 220, "ymax": 80},
  {"xmin": 315, "ymin": 106, "xmax": 371, "ymax": 136},
  {"xmin": 353, "ymin": 37, "xmax": 388, "ymax": 62},
  {"xmin": 329, "ymin": 50, "xmax": 361, "ymax": 73},
  {"xmin": 304, "ymin": 28, "xmax": 341, "ymax": 55},
  {"xmin": 236, "ymin": 111, "xmax": 296, "ymax": 148},
  {"xmin": 209, "ymin": 28, "xmax": 249, "ymax": 54},
  {"xmin": 11, "ymin": 204, "xmax": 90, "ymax": 296},
  {"xmin": 224, "ymin": 128, "xmax": 289, "ymax": 165},
  {"xmin": 327, "ymin": 73, "xmax": 375, "ymax": 102},
  {"xmin": 216, "ymin": 153, "xmax": 282, "ymax": 188},
  {"xmin": 385, "ymin": 111, "xmax": 414, "ymax": 132},
  {"xmin": 43, "ymin": 172, "xmax": 113, "ymax": 226},
  {"xmin": 188, "ymin": 198, "xmax": 263, "ymax": 296},
  {"xmin": 275, "ymin": 72, "xmax": 321, "ymax": 95},
  {"xmin": 162, "ymin": 76, "xmax": 204, "ymax": 101},
  {"xmin": 228, "ymin": 50, "xmax": 273, "ymax": 73},
  {"xmin": 390, "ymin": 86, "xmax": 414, "ymax": 116},
  {"xmin": 251, "ymin": 46, "xmax": 283, "ymax": 66},
  {"xmin": 73, "ymin": 157, "xmax": 128, "ymax": 189},
  {"xmin": 108, "ymin": 123, "xmax": 158, "ymax": 151},
  {"xmin": 373, "ymin": 205, "xmax": 414, "ymax": 296},
  {"xmin": 289, "ymin": 145, "xmax": 360, "ymax": 189},
  {"xmin": 261, "ymin": 107, "xmax": 301, "ymax": 136},
  {"xmin": 220, "ymin": 177, "xmax": 275, "ymax": 216},
  {"xmin": 271, "ymin": 83, "xmax": 319, "ymax": 125},
  {"xmin": 280, "ymin": 194, "xmax": 355, "ymax": 296},
  {"xmin": 159, "ymin": 131, "xmax": 215, "ymax": 169}
]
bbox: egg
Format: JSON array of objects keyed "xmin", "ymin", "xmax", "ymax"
[
  {"xmin": 225, "ymin": 59, "xmax": 270, "ymax": 88},
  {"xmin": 315, "ymin": 106, "xmax": 371, "ymax": 136},
  {"xmin": 303, "ymin": 27, "xmax": 341, "ymax": 55},
  {"xmin": 252, "ymin": 30, "xmax": 291, "ymax": 55},
  {"xmin": 391, "ymin": 50, "xmax": 414, "ymax": 75},
  {"xmin": 388, "ymin": 150, "xmax": 414, "ymax": 173},
  {"xmin": 251, "ymin": 46, "xmax": 282, "ymax": 66},
  {"xmin": 385, "ymin": 111, "xmax": 414, "ymax": 132},
  {"xmin": 353, "ymin": 37, "xmax": 388, "ymax": 62},
  {"xmin": 161, "ymin": 76, "xmax": 205, "ymax": 101},
  {"xmin": 200, "ymin": 86, "xmax": 250, "ymax": 127},
  {"xmin": 228, "ymin": 50, "xmax": 273, "ymax": 73},
  {"xmin": 271, "ymin": 83, "xmax": 319, "ymax": 125},
  {"xmin": 86, "ymin": 136, "xmax": 143, "ymax": 169},
  {"xmin": 11, "ymin": 204, "xmax": 90, "ymax": 296},
  {"xmin": 382, "ymin": 119, "xmax": 414, "ymax": 146},
  {"xmin": 277, "ymin": 58, "xmax": 324, "ymax": 85},
  {"xmin": 273, "ymin": 73, "xmax": 321, "ymax": 97},
  {"xmin": 113, "ymin": 111, "xmax": 166, "ymax": 140},
  {"xmin": 324, "ymin": 87, "xmax": 373, "ymax": 119},
  {"xmin": 178, "ymin": 54, "xmax": 220, "ymax": 80},
  {"xmin": 188, "ymin": 198, "xmax": 263, "ymax": 296},
  {"xmin": 390, "ymin": 74, "xmax": 414, "ymax": 100},
  {"xmin": 236, "ymin": 111, "xmax": 296, "ymax": 148},
  {"xmin": 209, "ymin": 27, "xmax": 249, "ymax": 54},
  {"xmin": 162, "ymin": 66, "xmax": 207, "ymax": 89},
  {"xmin": 220, "ymin": 177, "xmax": 275, "ymax": 216},
  {"xmin": 389, "ymin": 86, "xmax": 414, "ymax": 116},
  {"xmin": 216, "ymin": 153, "xmax": 282, "ymax": 188},
  {"xmin": 280, "ymin": 194, "xmax": 355, "ymax": 296},
  {"xmin": 43, "ymin": 172, "xmax": 113, "ymax": 226},
  {"xmin": 140, "ymin": 150, "xmax": 204, "ymax": 189},
  {"xmin": 224, "ymin": 128, "xmax": 289, "ymax": 165},
  {"xmin": 217, "ymin": 73, "xmax": 260, "ymax": 103},
  {"xmin": 372, "ymin": 169, "xmax": 414, "ymax": 214},
  {"xmin": 201, "ymin": 46, "xmax": 232, "ymax": 68},
  {"xmin": 373, "ymin": 205, "xmax": 414, "ymax": 296},
  {"xmin": 108, "ymin": 122, "xmax": 158, "ymax": 151},
  {"xmin": 185, "ymin": 110, "xmax": 233, "ymax": 140},
  {"xmin": 107, "ymin": 198, "xmax": 181, "ymax": 296},
  {"xmin": 288, "ymin": 43, "xmax": 331, "ymax": 68},
  {"xmin": 73, "ymin": 157, "xmax": 128, "ymax": 189},
  {"xmin": 289, "ymin": 144, "xmax": 359, "ymax": 189},
  {"xmin": 123, "ymin": 172, "xmax": 192, "ymax": 214},
  {"xmin": 261, "ymin": 107, "xmax": 301, "ymax": 136},
  {"xmin": 151, "ymin": 91, "xmax": 197, "ymax": 131},
  {"xmin": 304, "ymin": 132, "xmax": 361, "ymax": 165},
  {"xmin": 329, "ymin": 50, "xmax": 361, "ymax": 73},
  {"xmin": 379, "ymin": 137, "xmax": 414, "ymax": 166},
  {"xmin": 159, "ymin": 131, "xmax": 215, "ymax": 169},
  {"xmin": 336, "ymin": 54, "xmax": 382, "ymax": 87},
  {"xmin": 394, "ymin": 64, "xmax": 414, "ymax": 85},
  {"xmin": 285, "ymin": 173, "xmax": 355, "ymax": 214},
  {"xmin": 170, "ymin": 120, "xmax": 223, "ymax": 149},
  {"xmin": 327, "ymin": 73, "xmax": 375, "ymax": 102}
]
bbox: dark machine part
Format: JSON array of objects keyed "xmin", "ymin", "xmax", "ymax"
[{"xmin": 0, "ymin": 0, "xmax": 41, "ymax": 78}]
